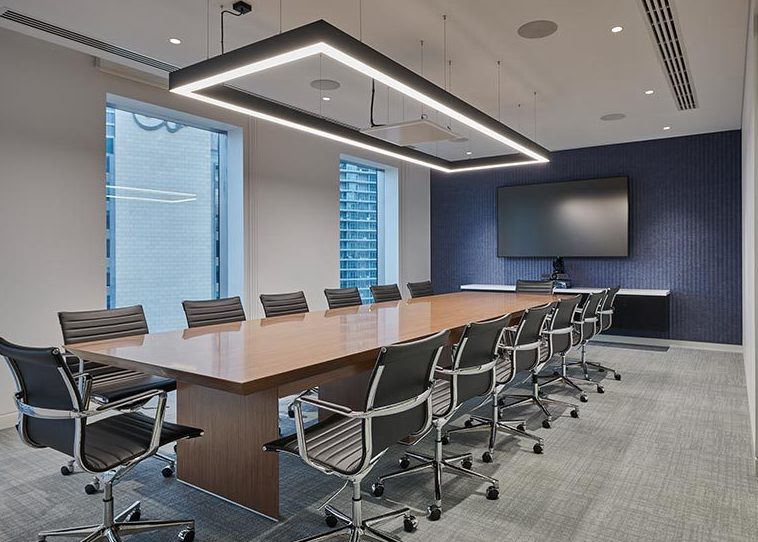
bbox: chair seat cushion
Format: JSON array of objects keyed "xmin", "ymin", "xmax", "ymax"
[
  {"xmin": 82, "ymin": 412, "xmax": 202, "ymax": 472},
  {"xmin": 66, "ymin": 356, "xmax": 176, "ymax": 403},
  {"xmin": 91, "ymin": 374, "xmax": 177, "ymax": 403},
  {"xmin": 264, "ymin": 415, "xmax": 365, "ymax": 475}
]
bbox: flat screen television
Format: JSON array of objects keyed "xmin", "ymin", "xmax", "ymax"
[{"xmin": 497, "ymin": 176, "xmax": 629, "ymax": 257}]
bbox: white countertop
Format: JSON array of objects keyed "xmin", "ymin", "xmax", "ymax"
[{"xmin": 461, "ymin": 284, "xmax": 671, "ymax": 297}]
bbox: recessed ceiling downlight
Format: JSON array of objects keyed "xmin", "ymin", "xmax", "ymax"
[
  {"xmin": 600, "ymin": 113, "xmax": 626, "ymax": 121},
  {"xmin": 168, "ymin": 37, "xmax": 182, "ymax": 45},
  {"xmin": 611, "ymin": 26, "xmax": 623, "ymax": 33},
  {"xmin": 310, "ymin": 78, "xmax": 341, "ymax": 90},
  {"xmin": 517, "ymin": 20, "xmax": 558, "ymax": 39}
]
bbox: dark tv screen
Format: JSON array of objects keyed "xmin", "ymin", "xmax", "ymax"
[{"xmin": 497, "ymin": 177, "xmax": 629, "ymax": 257}]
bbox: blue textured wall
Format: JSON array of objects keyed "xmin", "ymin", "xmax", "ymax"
[{"xmin": 431, "ymin": 130, "xmax": 742, "ymax": 344}]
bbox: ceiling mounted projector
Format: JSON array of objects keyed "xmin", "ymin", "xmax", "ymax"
[{"xmin": 361, "ymin": 119, "xmax": 463, "ymax": 146}]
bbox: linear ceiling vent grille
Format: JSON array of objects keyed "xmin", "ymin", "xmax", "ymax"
[
  {"xmin": 0, "ymin": 9, "xmax": 178, "ymax": 73},
  {"xmin": 639, "ymin": 0, "xmax": 697, "ymax": 110}
]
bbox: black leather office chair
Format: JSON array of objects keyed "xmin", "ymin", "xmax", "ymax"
[
  {"xmin": 264, "ymin": 330, "xmax": 450, "ymax": 542},
  {"xmin": 535, "ymin": 295, "xmax": 589, "ymax": 401},
  {"xmin": 324, "ymin": 287, "xmax": 363, "ymax": 309},
  {"xmin": 584, "ymin": 286, "xmax": 622, "ymax": 380},
  {"xmin": 182, "ymin": 296, "xmax": 246, "ymax": 328},
  {"xmin": 452, "ymin": 304, "xmax": 553, "ymax": 459},
  {"xmin": 58, "ymin": 305, "xmax": 178, "ymax": 489},
  {"xmin": 260, "ymin": 291, "xmax": 309, "ymax": 317},
  {"xmin": 565, "ymin": 291, "xmax": 608, "ymax": 393},
  {"xmin": 370, "ymin": 284, "xmax": 402, "ymax": 303},
  {"xmin": 407, "ymin": 281, "xmax": 434, "ymax": 298},
  {"xmin": 372, "ymin": 315, "xmax": 506, "ymax": 520},
  {"xmin": 0, "ymin": 337, "xmax": 201, "ymax": 542},
  {"xmin": 515, "ymin": 279, "xmax": 555, "ymax": 294},
  {"xmin": 499, "ymin": 298, "xmax": 583, "ymax": 427}
]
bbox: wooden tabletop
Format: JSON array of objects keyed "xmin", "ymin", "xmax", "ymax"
[{"xmin": 65, "ymin": 291, "xmax": 561, "ymax": 395}]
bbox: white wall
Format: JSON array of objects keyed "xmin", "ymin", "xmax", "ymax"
[
  {"xmin": 742, "ymin": 0, "xmax": 758, "ymax": 474},
  {"xmin": 0, "ymin": 28, "xmax": 430, "ymax": 426}
]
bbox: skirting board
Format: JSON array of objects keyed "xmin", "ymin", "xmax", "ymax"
[
  {"xmin": 0, "ymin": 411, "xmax": 17, "ymax": 430},
  {"xmin": 599, "ymin": 334, "xmax": 742, "ymax": 353}
]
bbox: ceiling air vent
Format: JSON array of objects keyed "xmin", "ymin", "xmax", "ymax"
[
  {"xmin": 639, "ymin": 0, "xmax": 697, "ymax": 110},
  {"xmin": 0, "ymin": 9, "xmax": 178, "ymax": 73}
]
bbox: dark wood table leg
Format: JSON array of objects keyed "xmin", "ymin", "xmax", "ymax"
[{"xmin": 175, "ymin": 382, "xmax": 280, "ymax": 519}]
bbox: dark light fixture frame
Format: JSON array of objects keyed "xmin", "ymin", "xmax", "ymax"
[{"xmin": 170, "ymin": 20, "xmax": 550, "ymax": 172}]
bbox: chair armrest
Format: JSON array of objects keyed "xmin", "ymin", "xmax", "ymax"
[
  {"xmin": 297, "ymin": 394, "xmax": 354, "ymax": 416},
  {"xmin": 88, "ymin": 389, "xmax": 166, "ymax": 416}
]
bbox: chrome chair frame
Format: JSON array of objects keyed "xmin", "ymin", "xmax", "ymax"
[
  {"xmin": 282, "ymin": 331, "xmax": 448, "ymax": 542},
  {"xmin": 5, "ymin": 347, "xmax": 196, "ymax": 542},
  {"xmin": 373, "ymin": 317, "xmax": 508, "ymax": 520}
]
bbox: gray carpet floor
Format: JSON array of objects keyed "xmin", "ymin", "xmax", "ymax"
[{"xmin": 1, "ymin": 345, "xmax": 757, "ymax": 541}]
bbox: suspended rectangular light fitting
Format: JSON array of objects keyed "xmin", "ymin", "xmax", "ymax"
[{"xmin": 170, "ymin": 20, "xmax": 550, "ymax": 172}]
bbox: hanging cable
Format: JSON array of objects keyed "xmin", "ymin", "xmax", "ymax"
[
  {"xmin": 420, "ymin": 40, "xmax": 426, "ymax": 119},
  {"xmin": 497, "ymin": 61, "xmax": 502, "ymax": 122},
  {"xmin": 220, "ymin": 9, "xmax": 241, "ymax": 54},
  {"xmin": 279, "ymin": 0, "xmax": 282, "ymax": 33},
  {"xmin": 443, "ymin": 15, "xmax": 448, "ymax": 91},
  {"xmin": 533, "ymin": 91, "xmax": 538, "ymax": 140}
]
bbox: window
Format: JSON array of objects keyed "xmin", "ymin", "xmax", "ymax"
[
  {"xmin": 339, "ymin": 159, "xmax": 398, "ymax": 302},
  {"xmin": 105, "ymin": 105, "xmax": 228, "ymax": 332}
]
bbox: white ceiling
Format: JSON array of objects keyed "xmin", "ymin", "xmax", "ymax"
[{"xmin": 0, "ymin": 0, "xmax": 749, "ymax": 152}]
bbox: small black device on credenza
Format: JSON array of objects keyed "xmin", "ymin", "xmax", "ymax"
[{"xmin": 497, "ymin": 176, "xmax": 629, "ymax": 258}]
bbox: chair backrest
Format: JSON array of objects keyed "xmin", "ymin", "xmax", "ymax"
[
  {"xmin": 370, "ymin": 284, "xmax": 402, "ymax": 303},
  {"xmin": 509, "ymin": 302, "xmax": 554, "ymax": 372},
  {"xmin": 324, "ymin": 287, "xmax": 363, "ymax": 309},
  {"xmin": 260, "ymin": 291, "xmax": 309, "ymax": 317},
  {"xmin": 515, "ymin": 279, "xmax": 555, "ymax": 295},
  {"xmin": 407, "ymin": 281, "xmax": 434, "ymax": 299},
  {"xmin": 544, "ymin": 294, "xmax": 582, "ymax": 357},
  {"xmin": 59, "ymin": 305, "xmax": 148, "ymax": 345},
  {"xmin": 598, "ymin": 286, "xmax": 621, "ymax": 332},
  {"xmin": 183, "ymin": 296, "xmax": 246, "ymax": 328},
  {"xmin": 454, "ymin": 314, "xmax": 511, "ymax": 404},
  {"xmin": 574, "ymin": 291, "xmax": 606, "ymax": 344},
  {"xmin": 364, "ymin": 330, "xmax": 449, "ymax": 456},
  {"xmin": 0, "ymin": 338, "xmax": 81, "ymax": 457}
]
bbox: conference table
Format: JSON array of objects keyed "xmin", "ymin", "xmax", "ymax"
[{"xmin": 65, "ymin": 291, "xmax": 563, "ymax": 519}]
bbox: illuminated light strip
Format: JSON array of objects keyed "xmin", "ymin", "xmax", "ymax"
[
  {"xmin": 106, "ymin": 185, "xmax": 197, "ymax": 198},
  {"xmin": 174, "ymin": 92, "xmax": 537, "ymax": 173},
  {"xmin": 170, "ymin": 22, "xmax": 550, "ymax": 172},
  {"xmin": 106, "ymin": 194, "xmax": 197, "ymax": 203}
]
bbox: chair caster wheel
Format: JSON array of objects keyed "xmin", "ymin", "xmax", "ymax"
[
  {"xmin": 428, "ymin": 505, "xmax": 442, "ymax": 521},
  {"xmin": 580, "ymin": 394, "xmax": 588, "ymax": 403},
  {"xmin": 403, "ymin": 515, "xmax": 418, "ymax": 533},
  {"xmin": 462, "ymin": 458, "xmax": 473, "ymax": 470},
  {"xmin": 441, "ymin": 435, "xmax": 450, "ymax": 445},
  {"xmin": 553, "ymin": 370, "xmax": 560, "ymax": 376},
  {"xmin": 486, "ymin": 486, "xmax": 499, "ymax": 500},
  {"xmin": 464, "ymin": 418, "xmax": 474, "ymax": 428},
  {"xmin": 287, "ymin": 409, "xmax": 295, "ymax": 419},
  {"xmin": 516, "ymin": 423, "xmax": 526, "ymax": 432},
  {"xmin": 84, "ymin": 483, "xmax": 99, "ymax": 495},
  {"xmin": 482, "ymin": 451, "xmax": 493, "ymax": 463},
  {"xmin": 60, "ymin": 465, "xmax": 74, "ymax": 476},
  {"xmin": 325, "ymin": 514, "xmax": 339, "ymax": 528},
  {"xmin": 614, "ymin": 373, "xmax": 622, "ymax": 381},
  {"xmin": 533, "ymin": 443, "xmax": 544, "ymax": 454},
  {"xmin": 128, "ymin": 507, "xmax": 141, "ymax": 522},
  {"xmin": 371, "ymin": 482, "xmax": 385, "ymax": 497},
  {"xmin": 542, "ymin": 419, "xmax": 551, "ymax": 429},
  {"xmin": 570, "ymin": 409, "xmax": 579, "ymax": 418},
  {"xmin": 598, "ymin": 367, "xmax": 606, "ymax": 373},
  {"xmin": 597, "ymin": 385, "xmax": 605, "ymax": 394},
  {"xmin": 399, "ymin": 456, "xmax": 410, "ymax": 469},
  {"xmin": 178, "ymin": 528, "xmax": 194, "ymax": 542},
  {"xmin": 162, "ymin": 466, "xmax": 174, "ymax": 478}
]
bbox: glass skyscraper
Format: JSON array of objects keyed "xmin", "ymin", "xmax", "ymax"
[{"xmin": 339, "ymin": 160, "xmax": 383, "ymax": 302}]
